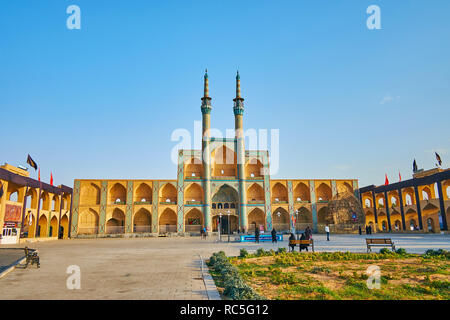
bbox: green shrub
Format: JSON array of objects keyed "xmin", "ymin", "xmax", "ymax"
[
  {"xmin": 256, "ymin": 248, "xmax": 266, "ymax": 257},
  {"xmin": 239, "ymin": 249, "xmax": 249, "ymax": 258},
  {"xmin": 209, "ymin": 251, "xmax": 263, "ymax": 300},
  {"xmin": 276, "ymin": 248, "xmax": 287, "ymax": 254},
  {"xmin": 379, "ymin": 248, "xmax": 391, "ymax": 255},
  {"xmin": 396, "ymin": 248, "xmax": 407, "ymax": 255}
]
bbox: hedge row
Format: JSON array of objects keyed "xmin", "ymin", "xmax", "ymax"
[{"xmin": 208, "ymin": 251, "xmax": 263, "ymax": 300}]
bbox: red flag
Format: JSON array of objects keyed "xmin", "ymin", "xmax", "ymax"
[
  {"xmin": 50, "ymin": 172, "xmax": 53, "ymax": 186},
  {"xmin": 399, "ymin": 171, "xmax": 402, "ymax": 182},
  {"xmin": 385, "ymin": 174, "xmax": 389, "ymax": 186},
  {"xmin": 38, "ymin": 168, "xmax": 41, "ymax": 182}
]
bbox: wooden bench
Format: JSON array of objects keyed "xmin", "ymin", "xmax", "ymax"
[
  {"xmin": 289, "ymin": 239, "xmax": 314, "ymax": 252},
  {"xmin": 23, "ymin": 247, "xmax": 40, "ymax": 268},
  {"xmin": 366, "ymin": 238, "xmax": 396, "ymax": 253}
]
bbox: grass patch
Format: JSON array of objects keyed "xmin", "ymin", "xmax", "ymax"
[{"xmin": 223, "ymin": 249, "xmax": 450, "ymax": 300}]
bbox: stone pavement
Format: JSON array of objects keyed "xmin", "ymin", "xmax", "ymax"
[
  {"xmin": 0, "ymin": 233, "xmax": 448, "ymax": 299},
  {"xmin": 0, "ymin": 248, "xmax": 25, "ymax": 275}
]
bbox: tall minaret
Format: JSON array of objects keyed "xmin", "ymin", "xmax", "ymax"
[
  {"xmin": 233, "ymin": 71, "xmax": 247, "ymax": 231},
  {"xmin": 201, "ymin": 70, "xmax": 212, "ymax": 232}
]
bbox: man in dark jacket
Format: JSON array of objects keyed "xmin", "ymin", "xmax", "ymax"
[
  {"xmin": 255, "ymin": 226, "xmax": 260, "ymax": 243},
  {"xmin": 299, "ymin": 233, "xmax": 309, "ymax": 252},
  {"xmin": 271, "ymin": 228, "xmax": 277, "ymax": 243},
  {"xmin": 289, "ymin": 233, "xmax": 296, "ymax": 252}
]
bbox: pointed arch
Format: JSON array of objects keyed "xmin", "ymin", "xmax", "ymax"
[
  {"xmin": 247, "ymin": 208, "xmax": 266, "ymax": 232},
  {"xmin": 60, "ymin": 214, "xmax": 69, "ymax": 238},
  {"xmin": 272, "ymin": 182, "xmax": 288, "ymax": 202},
  {"xmin": 185, "ymin": 208, "xmax": 203, "ymax": 232},
  {"xmin": 316, "ymin": 183, "xmax": 332, "ymax": 202},
  {"xmin": 159, "ymin": 208, "xmax": 177, "ymax": 233},
  {"xmin": 293, "ymin": 182, "xmax": 310, "ymax": 202},
  {"xmin": 272, "ymin": 207, "xmax": 290, "ymax": 231},
  {"xmin": 78, "ymin": 208, "xmax": 99, "ymax": 234},
  {"xmin": 49, "ymin": 216, "xmax": 58, "ymax": 237},
  {"xmin": 247, "ymin": 183, "xmax": 264, "ymax": 203},
  {"xmin": 245, "ymin": 158, "xmax": 264, "ymax": 178},
  {"xmin": 211, "ymin": 145, "xmax": 237, "ymax": 177},
  {"xmin": 106, "ymin": 208, "xmax": 125, "ymax": 234},
  {"xmin": 159, "ymin": 183, "xmax": 177, "ymax": 204},
  {"xmin": 317, "ymin": 207, "xmax": 333, "ymax": 224},
  {"xmin": 109, "ymin": 183, "xmax": 127, "ymax": 204},
  {"xmin": 26, "ymin": 188, "xmax": 38, "ymax": 209},
  {"xmin": 133, "ymin": 208, "xmax": 151, "ymax": 233},
  {"xmin": 185, "ymin": 157, "xmax": 203, "ymax": 178},
  {"xmin": 135, "ymin": 183, "xmax": 152, "ymax": 203},
  {"xmin": 38, "ymin": 215, "xmax": 48, "ymax": 237},
  {"xmin": 184, "ymin": 183, "xmax": 204, "ymax": 204},
  {"xmin": 40, "ymin": 191, "xmax": 50, "ymax": 211},
  {"xmin": 80, "ymin": 182, "xmax": 101, "ymax": 205}
]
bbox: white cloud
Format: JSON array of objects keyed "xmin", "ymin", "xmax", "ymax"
[{"xmin": 380, "ymin": 94, "xmax": 400, "ymax": 105}]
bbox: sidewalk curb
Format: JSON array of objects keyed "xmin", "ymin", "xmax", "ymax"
[
  {"xmin": 199, "ymin": 254, "xmax": 221, "ymax": 300},
  {"xmin": 0, "ymin": 256, "xmax": 26, "ymax": 279}
]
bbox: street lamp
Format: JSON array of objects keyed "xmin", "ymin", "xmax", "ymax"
[{"xmin": 227, "ymin": 210, "xmax": 231, "ymax": 243}]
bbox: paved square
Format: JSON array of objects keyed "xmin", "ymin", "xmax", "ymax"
[{"xmin": 0, "ymin": 233, "xmax": 448, "ymax": 300}]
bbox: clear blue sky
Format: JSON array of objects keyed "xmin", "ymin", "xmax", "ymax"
[{"xmin": 1, "ymin": 0, "xmax": 449, "ymax": 188}]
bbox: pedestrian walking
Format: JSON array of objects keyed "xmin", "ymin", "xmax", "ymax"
[
  {"xmin": 255, "ymin": 225, "xmax": 260, "ymax": 243},
  {"xmin": 325, "ymin": 224, "xmax": 330, "ymax": 241},
  {"xmin": 271, "ymin": 228, "xmax": 277, "ymax": 243}
]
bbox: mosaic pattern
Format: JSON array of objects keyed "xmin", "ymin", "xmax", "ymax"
[
  {"xmin": 99, "ymin": 181, "xmax": 108, "ymax": 234},
  {"xmin": 177, "ymin": 150, "xmax": 185, "ymax": 232},
  {"xmin": 152, "ymin": 181, "xmax": 159, "ymax": 233},
  {"xmin": 263, "ymin": 152, "xmax": 272, "ymax": 230},
  {"xmin": 309, "ymin": 180, "xmax": 318, "ymax": 232},
  {"xmin": 125, "ymin": 181, "xmax": 133, "ymax": 233},
  {"xmin": 287, "ymin": 180, "xmax": 295, "ymax": 232},
  {"xmin": 70, "ymin": 180, "xmax": 81, "ymax": 236},
  {"xmin": 331, "ymin": 180, "xmax": 337, "ymax": 197}
]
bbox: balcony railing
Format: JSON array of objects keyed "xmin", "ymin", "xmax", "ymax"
[
  {"xmin": 77, "ymin": 227, "xmax": 99, "ymax": 235},
  {"xmin": 272, "ymin": 223, "xmax": 290, "ymax": 232},
  {"xmin": 111, "ymin": 201, "xmax": 126, "ymax": 205},
  {"xmin": 159, "ymin": 201, "xmax": 177, "ymax": 205},
  {"xmin": 185, "ymin": 225, "xmax": 202, "ymax": 233},
  {"xmin": 185, "ymin": 200, "xmax": 203, "ymax": 205},
  {"xmin": 134, "ymin": 201, "xmax": 152, "ymax": 205},
  {"xmin": 295, "ymin": 200, "xmax": 310, "ymax": 204},
  {"xmin": 159, "ymin": 225, "xmax": 177, "ymax": 233},
  {"xmin": 272, "ymin": 198, "xmax": 288, "ymax": 204},
  {"xmin": 185, "ymin": 172, "xmax": 203, "ymax": 179},
  {"xmin": 106, "ymin": 226, "xmax": 125, "ymax": 234},
  {"xmin": 248, "ymin": 199, "xmax": 265, "ymax": 204},
  {"xmin": 133, "ymin": 225, "xmax": 152, "ymax": 233}
]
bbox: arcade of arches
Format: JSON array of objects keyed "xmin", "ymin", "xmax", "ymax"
[
  {"xmin": 0, "ymin": 164, "xmax": 73, "ymax": 241},
  {"xmin": 360, "ymin": 168, "xmax": 450, "ymax": 233}
]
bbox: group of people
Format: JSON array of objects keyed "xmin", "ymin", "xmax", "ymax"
[
  {"xmin": 358, "ymin": 225, "xmax": 373, "ymax": 235},
  {"xmin": 288, "ymin": 226, "xmax": 313, "ymax": 252}
]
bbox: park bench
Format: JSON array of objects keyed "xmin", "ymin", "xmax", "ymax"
[
  {"xmin": 366, "ymin": 238, "xmax": 396, "ymax": 253},
  {"xmin": 23, "ymin": 247, "xmax": 40, "ymax": 268},
  {"xmin": 289, "ymin": 239, "xmax": 314, "ymax": 252}
]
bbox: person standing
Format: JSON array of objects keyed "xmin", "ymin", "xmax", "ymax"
[
  {"xmin": 358, "ymin": 226, "xmax": 362, "ymax": 235},
  {"xmin": 255, "ymin": 225, "xmax": 260, "ymax": 244},
  {"xmin": 271, "ymin": 228, "xmax": 277, "ymax": 243},
  {"xmin": 325, "ymin": 224, "xmax": 330, "ymax": 241}
]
